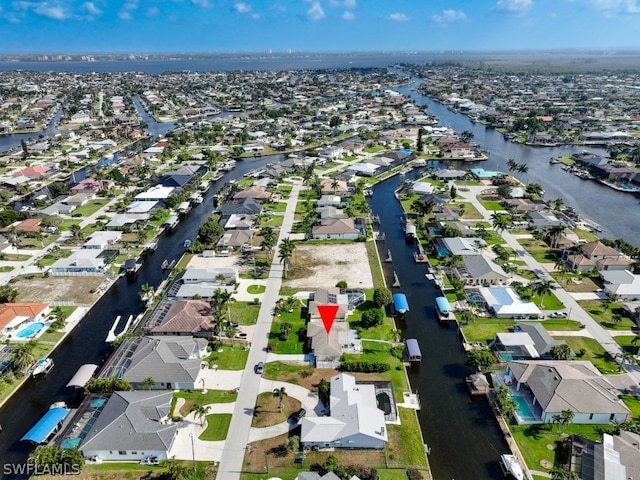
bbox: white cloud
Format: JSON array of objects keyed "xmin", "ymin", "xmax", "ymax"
[
  {"xmin": 342, "ymin": 10, "xmax": 355, "ymax": 19},
  {"xmin": 234, "ymin": 2, "xmax": 251, "ymax": 13},
  {"xmin": 34, "ymin": 4, "xmax": 68, "ymax": 20},
  {"xmin": 431, "ymin": 9, "xmax": 467, "ymax": 23},
  {"xmin": 119, "ymin": 1, "xmax": 138, "ymax": 21},
  {"xmin": 496, "ymin": 0, "xmax": 533, "ymax": 13},
  {"xmin": 580, "ymin": 0, "xmax": 640, "ymax": 13},
  {"xmin": 146, "ymin": 6, "xmax": 159, "ymax": 16},
  {"xmin": 307, "ymin": 1, "xmax": 324, "ymax": 20},
  {"xmin": 81, "ymin": 2, "xmax": 101, "ymax": 16},
  {"xmin": 389, "ymin": 12, "xmax": 409, "ymax": 21}
]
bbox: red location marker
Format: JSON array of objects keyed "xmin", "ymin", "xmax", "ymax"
[{"xmin": 317, "ymin": 305, "xmax": 339, "ymax": 334}]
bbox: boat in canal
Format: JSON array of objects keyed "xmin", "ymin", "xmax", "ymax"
[
  {"xmin": 32, "ymin": 358, "xmax": 54, "ymax": 377},
  {"xmin": 499, "ymin": 454, "xmax": 524, "ymax": 480}
]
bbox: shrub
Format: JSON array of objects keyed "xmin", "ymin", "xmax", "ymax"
[
  {"xmin": 406, "ymin": 469, "xmax": 423, "ymax": 480},
  {"xmin": 339, "ymin": 361, "xmax": 390, "ymax": 373}
]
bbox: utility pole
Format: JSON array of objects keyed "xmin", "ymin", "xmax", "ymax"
[{"xmin": 189, "ymin": 432, "xmax": 195, "ymax": 471}]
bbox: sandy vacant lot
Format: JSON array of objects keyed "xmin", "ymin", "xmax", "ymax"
[
  {"xmin": 13, "ymin": 276, "xmax": 106, "ymax": 305},
  {"xmin": 285, "ymin": 243, "xmax": 373, "ymax": 290}
]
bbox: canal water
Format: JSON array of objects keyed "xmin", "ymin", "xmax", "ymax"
[
  {"xmin": 0, "ymin": 154, "xmax": 278, "ymax": 479},
  {"xmin": 369, "ymin": 172, "xmax": 507, "ymax": 480}
]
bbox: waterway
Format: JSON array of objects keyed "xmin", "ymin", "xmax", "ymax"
[
  {"xmin": 392, "ymin": 77, "xmax": 640, "ymax": 245},
  {"xmin": 0, "ymin": 154, "xmax": 279, "ymax": 479},
  {"xmin": 369, "ymin": 172, "xmax": 507, "ymax": 480}
]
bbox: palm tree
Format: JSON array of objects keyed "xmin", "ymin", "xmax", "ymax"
[
  {"xmin": 282, "ymin": 296, "xmax": 298, "ymax": 312},
  {"xmin": 490, "ymin": 213, "xmax": 510, "ymax": 235},
  {"xmin": 139, "ymin": 377, "xmax": 156, "ymax": 390},
  {"xmin": 260, "ymin": 227, "xmax": 276, "ymax": 259},
  {"xmin": 517, "ymin": 163, "xmax": 529, "ymax": 184},
  {"xmin": 459, "ymin": 310, "xmax": 476, "ymax": 325},
  {"xmin": 553, "ymin": 259, "xmax": 568, "ymax": 285},
  {"xmin": 69, "ymin": 223, "xmax": 83, "ymax": 241},
  {"xmin": 51, "ymin": 306, "xmax": 69, "ymax": 323},
  {"xmin": 558, "ymin": 409, "xmax": 575, "ymax": 434},
  {"xmin": 11, "ymin": 343, "xmax": 35, "ymax": 372},
  {"xmin": 139, "ymin": 283, "xmax": 154, "ymax": 301},
  {"xmin": 547, "ymin": 224, "xmax": 565, "ymax": 249},
  {"xmin": 278, "ymin": 238, "xmax": 295, "ymax": 278},
  {"xmin": 331, "ymin": 178, "xmax": 339, "ymax": 195},
  {"xmin": 273, "ymin": 386, "xmax": 287, "ymax": 412},
  {"xmin": 189, "ymin": 404, "xmax": 211, "ymax": 426},
  {"xmin": 534, "ymin": 280, "xmax": 554, "ymax": 308},
  {"xmin": 506, "ymin": 158, "xmax": 518, "ymax": 176}
]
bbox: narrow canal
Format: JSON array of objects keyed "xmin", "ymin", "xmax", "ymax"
[
  {"xmin": 0, "ymin": 154, "xmax": 278, "ymax": 479},
  {"xmin": 369, "ymin": 172, "xmax": 507, "ymax": 480}
]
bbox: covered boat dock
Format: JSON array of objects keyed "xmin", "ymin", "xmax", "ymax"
[
  {"xmin": 21, "ymin": 407, "xmax": 70, "ymax": 444},
  {"xmin": 66, "ymin": 364, "xmax": 98, "ymax": 389},
  {"xmin": 392, "ymin": 293, "xmax": 409, "ymax": 314},
  {"xmin": 404, "ymin": 338, "xmax": 422, "ymax": 362}
]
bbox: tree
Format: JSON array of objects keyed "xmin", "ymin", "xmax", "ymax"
[
  {"xmin": 278, "ymin": 238, "xmax": 295, "ymax": 278},
  {"xmin": 533, "ymin": 280, "xmax": 553, "ymax": 307},
  {"xmin": 163, "ymin": 458, "xmax": 189, "ymax": 480},
  {"xmin": 506, "ymin": 158, "xmax": 518, "ymax": 176},
  {"xmin": 517, "ymin": 163, "xmax": 529, "ymax": 184},
  {"xmin": 496, "ymin": 184, "xmax": 512, "ymax": 199},
  {"xmin": 373, "ymin": 287, "xmax": 392, "ymax": 308},
  {"xmin": 85, "ymin": 377, "xmax": 132, "ymax": 393},
  {"xmin": 554, "ymin": 259, "xmax": 568, "ymax": 284},
  {"xmin": 550, "ymin": 344, "xmax": 572, "ymax": 360},
  {"xmin": 29, "ymin": 445, "xmax": 84, "ymax": 472},
  {"xmin": 210, "ymin": 288, "xmax": 232, "ymax": 335},
  {"xmin": 360, "ymin": 308, "xmax": 383, "ymax": 328},
  {"xmin": 69, "ymin": 223, "xmax": 83, "ymax": 241},
  {"xmin": 273, "ymin": 386, "xmax": 287, "ymax": 412},
  {"xmin": 557, "ymin": 409, "xmax": 575, "ymax": 434},
  {"xmin": 466, "ymin": 348, "xmax": 496, "ymax": 372},
  {"xmin": 490, "ymin": 213, "xmax": 511, "ymax": 235},
  {"xmin": 495, "ymin": 385, "xmax": 518, "ymax": 420},
  {"xmin": 139, "ymin": 283, "xmax": 154, "ymax": 302},
  {"xmin": 260, "ymin": 226, "xmax": 276, "ymax": 258},
  {"xmin": 0, "ymin": 285, "xmax": 19, "ymax": 303},
  {"xmin": 459, "ymin": 309, "xmax": 476, "ymax": 325},
  {"xmin": 190, "ymin": 403, "xmax": 211, "ymax": 426},
  {"xmin": 11, "ymin": 343, "xmax": 35, "ymax": 372},
  {"xmin": 139, "ymin": 377, "xmax": 156, "ymax": 390},
  {"xmin": 335, "ymin": 280, "xmax": 348, "ymax": 289},
  {"xmin": 197, "ymin": 215, "xmax": 224, "ymax": 245}
]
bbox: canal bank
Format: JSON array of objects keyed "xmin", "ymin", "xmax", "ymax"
[
  {"xmin": 369, "ymin": 169, "xmax": 508, "ymax": 480},
  {"xmin": 0, "ymin": 154, "xmax": 278, "ymax": 480}
]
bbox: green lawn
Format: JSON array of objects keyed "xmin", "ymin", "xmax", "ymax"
[
  {"xmin": 366, "ymin": 241, "xmax": 385, "ymax": 289},
  {"xmin": 621, "ymin": 394, "xmax": 640, "ymax": 418},
  {"xmin": 517, "ymin": 238, "xmax": 558, "ymax": 263},
  {"xmin": 479, "ymin": 199, "xmax": 505, "ymax": 211},
  {"xmin": 555, "ymin": 336, "xmax": 620, "ymax": 374},
  {"xmin": 259, "ymin": 215, "xmax": 284, "ymax": 228},
  {"xmin": 577, "ymin": 300, "xmax": 638, "ymax": 330},
  {"xmin": 614, "ymin": 336, "xmax": 640, "ymax": 359},
  {"xmin": 247, "ymin": 284, "xmax": 266, "ymax": 294},
  {"xmin": 199, "ymin": 413, "xmax": 232, "ymax": 441},
  {"xmin": 511, "ymin": 423, "xmax": 604, "ymax": 473},
  {"xmin": 204, "ymin": 343, "xmax": 249, "ymax": 370},
  {"xmin": 264, "ymin": 201, "xmax": 287, "ymax": 213},
  {"xmin": 57, "ymin": 219, "xmax": 82, "ymax": 231},
  {"xmin": 172, "ymin": 389, "xmax": 238, "ymax": 418},
  {"xmin": 71, "ymin": 199, "xmax": 109, "ymax": 216},
  {"xmin": 541, "ymin": 319, "xmax": 584, "ymax": 331},
  {"xmin": 530, "ymin": 291, "xmax": 564, "ymax": 310},
  {"xmin": 461, "ymin": 318, "xmax": 514, "ymax": 344},
  {"xmin": 386, "ymin": 408, "xmax": 428, "ymax": 468},
  {"xmin": 458, "ymin": 201, "xmax": 483, "ymax": 220},
  {"xmin": 268, "ymin": 307, "xmax": 307, "ymax": 354},
  {"xmin": 229, "ymin": 301, "xmax": 261, "ymax": 325}
]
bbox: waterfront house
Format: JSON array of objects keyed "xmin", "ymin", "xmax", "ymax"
[
  {"xmin": 49, "ymin": 249, "xmax": 106, "ymax": 275},
  {"xmin": 306, "ymin": 321, "xmax": 361, "ymax": 368},
  {"xmin": 319, "ymin": 178, "xmax": 349, "ymax": 195},
  {"xmin": 317, "ymin": 206, "xmax": 346, "ymax": 220},
  {"xmin": 491, "ymin": 323, "xmax": 569, "ymax": 360},
  {"xmin": 134, "ymin": 185, "xmax": 175, "ymax": 203},
  {"xmin": 454, "ymin": 254, "xmax": 509, "ymax": 286},
  {"xmin": 581, "ymin": 241, "xmax": 634, "ymax": 271},
  {"xmin": 300, "ymin": 373, "xmax": 388, "ymax": 449},
  {"xmin": 82, "ymin": 231, "xmax": 122, "ymax": 250},
  {"xmin": 99, "ymin": 336, "xmax": 208, "ymax": 390},
  {"xmin": 436, "ymin": 237, "xmax": 486, "ymax": 257},
  {"xmin": 504, "ymin": 360, "xmax": 631, "ymax": 425},
  {"xmin": 348, "ymin": 162, "xmax": 379, "ymax": 177},
  {"xmin": 169, "ymin": 267, "xmax": 238, "ymax": 299},
  {"xmin": 79, "ymin": 391, "xmax": 177, "ymax": 463},
  {"xmin": 569, "ymin": 433, "xmax": 639, "ymax": 480},
  {"xmin": 308, "ymin": 287, "xmax": 350, "ymax": 322},
  {"xmin": 475, "ymin": 287, "xmax": 541, "ymax": 318},
  {"xmin": 147, "ymin": 300, "xmax": 214, "ymax": 338},
  {"xmin": 433, "ymin": 169, "xmax": 467, "ymax": 181},
  {"xmin": 217, "ymin": 230, "xmax": 253, "ymax": 248},
  {"xmin": 317, "ymin": 195, "xmax": 342, "ymax": 207},
  {"xmin": 232, "ymin": 186, "xmax": 272, "ymax": 202},
  {"xmin": 311, "ymin": 218, "xmax": 361, "ymax": 240},
  {"xmin": 527, "ymin": 210, "xmax": 564, "ymax": 230},
  {"xmin": 219, "ymin": 198, "xmax": 263, "ymax": 217},
  {"xmin": 0, "ymin": 302, "xmax": 49, "ymax": 339}
]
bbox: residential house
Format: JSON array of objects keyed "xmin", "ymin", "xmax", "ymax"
[
  {"xmin": 82, "ymin": 231, "xmax": 122, "ymax": 250},
  {"xmin": 79, "ymin": 391, "xmax": 177, "ymax": 462},
  {"xmin": 528, "ymin": 210, "xmax": 564, "ymax": 230},
  {"xmin": 12, "ymin": 166, "xmax": 50, "ymax": 179},
  {"xmin": 565, "ymin": 254, "xmax": 597, "ymax": 274},
  {"xmin": 11, "ymin": 218, "xmax": 42, "ymax": 234},
  {"xmin": 0, "ymin": 302, "xmax": 49, "ymax": 338},
  {"xmin": 99, "ymin": 336, "xmax": 208, "ymax": 390},
  {"xmin": 171, "ymin": 267, "xmax": 238, "ymax": 299},
  {"xmin": 348, "ymin": 163, "xmax": 379, "ymax": 177},
  {"xmin": 454, "ymin": 254, "xmax": 509, "ymax": 286},
  {"xmin": 217, "ymin": 230, "xmax": 253, "ymax": 249},
  {"xmin": 308, "ymin": 287, "xmax": 350, "ymax": 322},
  {"xmin": 581, "ymin": 241, "xmax": 634, "ymax": 271},
  {"xmin": 317, "ymin": 206, "xmax": 345, "ymax": 220},
  {"xmin": 71, "ymin": 178, "xmax": 101, "ymax": 193},
  {"xmin": 232, "ymin": 186, "xmax": 272, "ymax": 202},
  {"xmin": 504, "ymin": 360, "xmax": 631, "ymax": 424},
  {"xmin": 219, "ymin": 198, "xmax": 263, "ymax": 217},
  {"xmin": 600, "ymin": 270, "xmax": 640, "ymax": 300},
  {"xmin": 569, "ymin": 433, "xmax": 640, "ymax": 480},
  {"xmin": 148, "ymin": 300, "xmax": 214, "ymax": 338},
  {"xmin": 311, "ymin": 218, "xmax": 361, "ymax": 240},
  {"xmin": 49, "ymin": 249, "xmax": 106, "ymax": 275},
  {"xmin": 491, "ymin": 323, "xmax": 569, "ymax": 359},
  {"xmin": 476, "ymin": 287, "xmax": 541, "ymax": 318},
  {"xmin": 433, "ymin": 169, "xmax": 466, "ymax": 181},
  {"xmin": 222, "ymin": 214, "xmax": 256, "ymax": 230},
  {"xmin": 307, "ymin": 322, "xmax": 361, "ymax": 368},
  {"xmin": 300, "ymin": 373, "xmax": 388, "ymax": 449},
  {"xmin": 436, "ymin": 237, "xmax": 486, "ymax": 257},
  {"xmin": 319, "ymin": 178, "xmax": 349, "ymax": 195},
  {"xmin": 106, "ymin": 214, "xmax": 149, "ymax": 231},
  {"xmin": 317, "ymin": 195, "xmax": 342, "ymax": 208},
  {"xmin": 134, "ymin": 186, "xmax": 175, "ymax": 203}
]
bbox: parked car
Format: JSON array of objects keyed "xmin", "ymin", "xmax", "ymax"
[
  {"xmin": 255, "ymin": 362, "xmax": 264, "ymax": 374},
  {"xmin": 140, "ymin": 456, "xmax": 159, "ymax": 465},
  {"xmin": 289, "ymin": 408, "xmax": 306, "ymax": 424},
  {"xmin": 85, "ymin": 456, "xmax": 103, "ymax": 465},
  {"xmin": 549, "ymin": 311, "xmax": 568, "ymax": 318}
]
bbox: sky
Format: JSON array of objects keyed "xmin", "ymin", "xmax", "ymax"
[{"xmin": 2, "ymin": 0, "xmax": 640, "ymax": 54}]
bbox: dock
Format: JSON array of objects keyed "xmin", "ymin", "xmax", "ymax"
[
  {"xmin": 413, "ymin": 243, "xmax": 429, "ymax": 263},
  {"xmin": 384, "ymin": 249, "xmax": 392, "ymax": 263},
  {"xmin": 105, "ymin": 315, "xmax": 121, "ymax": 342},
  {"xmin": 392, "ymin": 271, "xmax": 401, "ymax": 288}
]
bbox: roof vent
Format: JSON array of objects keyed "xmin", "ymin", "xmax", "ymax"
[{"xmin": 553, "ymin": 376, "xmax": 559, "ymax": 380}]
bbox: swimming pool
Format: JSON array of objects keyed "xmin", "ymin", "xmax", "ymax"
[
  {"xmin": 16, "ymin": 322, "xmax": 46, "ymax": 338},
  {"xmin": 512, "ymin": 395, "xmax": 536, "ymax": 423}
]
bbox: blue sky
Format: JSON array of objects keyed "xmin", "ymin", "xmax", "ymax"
[{"xmin": 2, "ymin": 0, "xmax": 640, "ymax": 54}]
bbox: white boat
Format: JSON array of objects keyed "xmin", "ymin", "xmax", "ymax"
[
  {"xmin": 500, "ymin": 454, "xmax": 524, "ymax": 480},
  {"xmin": 32, "ymin": 358, "xmax": 53, "ymax": 377}
]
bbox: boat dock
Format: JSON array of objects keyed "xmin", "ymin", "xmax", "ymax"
[
  {"xmin": 105, "ymin": 316, "xmax": 121, "ymax": 342},
  {"xmin": 392, "ymin": 271, "xmax": 401, "ymax": 288},
  {"xmin": 413, "ymin": 243, "xmax": 429, "ymax": 263},
  {"xmin": 384, "ymin": 249, "xmax": 392, "ymax": 262}
]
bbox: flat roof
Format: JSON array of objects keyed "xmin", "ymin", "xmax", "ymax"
[{"xmin": 21, "ymin": 407, "xmax": 70, "ymax": 443}]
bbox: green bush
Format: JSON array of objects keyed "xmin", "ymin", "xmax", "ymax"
[{"xmin": 339, "ymin": 361, "xmax": 390, "ymax": 373}]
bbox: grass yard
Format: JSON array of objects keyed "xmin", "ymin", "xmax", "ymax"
[
  {"xmin": 247, "ymin": 284, "xmax": 266, "ymax": 294},
  {"xmin": 386, "ymin": 408, "xmax": 429, "ymax": 468},
  {"xmin": 517, "ymin": 238, "xmax": 558, "ymax": 263},
  {"xmin": 577, "ymin": 300, "xmax": 638, "ymax": 330},
  {"xmin": 461, "ymin": 317, "xmax": 514, "ymax": 344},
  {"xmin": 229, "ymin": 301, "xmax": 261, "ymax": 325},
  {"xmin": 614, "ymin": 336, "xmax": 640, "ymax": 359},
  {"xmin": 511, "ymin": 423, "xmax": 603, "ymax": 473},
  {"xmin": 367, "ymin": 241, "xmax": 385, "ymax": 289},
  {"xmin": 554, "ymin": 336, "xmax": 620, "ymax": 374},
  {"xmin": 621, "ymin": 394, "xmax": 640, "ymax": 418},
  {"xmin": 551, "ymin": 273, "xmax": 601, "ymax": 293},
  {"xmin": 479, "ymin": 199, "xmax": 505, "ymax": 211},
  {"xmin": 259, "ymin": 215, "xmax": 284, "ymax": 228},
  {"xmin": 268, "ymin": 307, "xmax": 307, "ymax": 354},
  {"xmin": 71, "ymin": 199, "xmax": 110, "ymax": 216},
  {"xmin": 264, "ymin": 201, "xmax": 287, "ymax": 213},
  {"xmin": 458, "ymin": 201, "xmax": 483, "ymax": 219},
  {"xmin": 530, "ymin": 291, "xmax": 564, "ymax": 311},
  {"xmin": 204, "ymin": 343, "xmax": 249, "ymax": 370},
  {"xmin": 541, "ymin": 319, "xmax": 584, "ymax": 331},
  {"xmin": 172, "ymin": 389, "xmax": 238, "ymax": 417},
  {"xmin": 200, "ymin": 414, "xmax": 232, "ymax": 441},
  {"xmin": 251, "ymin": 391, "xmax": 301, "ymax": 428}
]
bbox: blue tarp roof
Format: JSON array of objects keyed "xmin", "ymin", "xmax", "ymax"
[
  {"xmin": 393, "ymin": 293, "xmax": 409, "ymax": 312},
  {"xmin": 21, "ymin": 407, "xmax": 69, "ymax": 443},
  {"xmin": 436, "ymin": 297, "xmax": 452, "ymax": 313}
]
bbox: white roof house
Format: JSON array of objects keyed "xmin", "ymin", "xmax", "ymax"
[
  {"xmin": 348, "ymin": 163, "xmax": 380, "ymax": 176},
  {"xmin": 50, "ymin": 249, "xmax": 106, "ymax": 275},
  {"xmin": 300, "ymin": 373, "xmax": 388, "ymax": 449},
  {"xmin": 135, "ymin": 185, "xmax": 174, "ymax": 201},
  {"xmin": 411, "ymin": 182, "xmax": 434, "ymax": 194},
  {"xmin": 478, "ymin": 287, "xmax": 542, "ymax": 318},
  {"xmin": 83, "ymin": 231, "xmax": 122, "ymax": 250},
  {"xmin": 600, "ymin": 270, "xmax": 640, "ymax": 300}
]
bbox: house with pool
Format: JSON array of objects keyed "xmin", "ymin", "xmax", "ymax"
[
  {"xmin": 0, "ymin": 302, "xmax": 49, "ymax": 340},
  {"xmin": 503, "ymin": 360, "xmax": 631, "ymax": 425}
]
